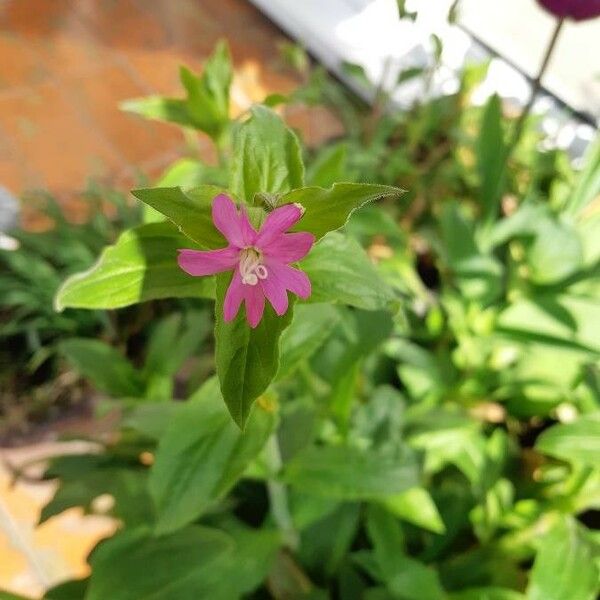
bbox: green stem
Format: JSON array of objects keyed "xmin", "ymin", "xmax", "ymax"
[
  {"xmin": 486, "ymin": 17, "xmax": 564, "ymax": 230},
  {"xmin": 507, "ymin": 17, "xmax": 564, "ymax": 154},
  {"xmin": 265, "ymin": 434, "xmax": 299, "ymax": 550},
  {"xmin": 567, "ymin": 465, "xmax": 593, "ymax": 498}
]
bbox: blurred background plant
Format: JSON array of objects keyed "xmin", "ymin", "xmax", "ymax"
[
  {"xmin": 1, "ymin": 3, "xmax": 599, "ymax": 599},
  {"xmin": 0, "ymin": 186, "xmax": 140, "ymax": 440},
  {"xmin": 0, "ymin": 183, "xmax": 214, "ymax": 442}
]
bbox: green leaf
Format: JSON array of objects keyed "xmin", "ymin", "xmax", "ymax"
[
  {"xmin": 86, "ymin": 526, "xmax": 234, "ymax": 600},
  {"xmin": 380, "ymin": 487, "xmax": 446, "ymax": 534},
  {"xmin": 281, "ymin": 182, "xmax": 405, "ymax": 241},
  {"xmin": 306, "ymin": 143, "xmax": 348, "ymax": 187},
  {"xmin": 299, "ymin": 503, "xmax": 360, "ymax": 576},
  {"xmin": 387, "ymin": 339, "xmax": 454, "ymax": 402},
  {"xmin": 440, "ymin": 202, "xmax": 503, "ymax": 302},
  {"xmin": 301, "ymin": 232, "xmax": 395, "ymax": 310},
  {"xmin": 45, "ymin": 578, "xmax": 89, "ymax": 600},
  {"xmin": 379, "ymin": 555, "xmax": 446, "ymax": 600},
  {"xmin": 155, "ymin": 158, "xmax": 227, "ymax": 190},
  {"xmin": 214, "ymin": 272, "xmax": 293, "ymax": 427},
  {"xmin": 488, "ymin": 203, "xmax": 583, "ymax": 283},
  {"xmin": 120, "ymin": 96, "xmax": 192, "ymax": 128},
  {"xmin": 326, "ymin": 310, "xmax": 394, "ymax": 384},
  {"xmin": 55, "ymin": 223, "xmax": 214, "ymax": 310},
  {"xmin": 278, "ymin": 304, "xmax": 341, "ymax": 379},
  {"xmin": 406, "ymin": 411, "xmax": 486, "ymax": 486},
  {"xmin": 477, "ymin": 94, "xmax": 506, "ymax": 227},
  {"xmin": 527, "ymin": 518, "xmax": 599, "ymax": 600},
  {"xmin": 396, "ymin": 0, "xmax": 418, "ymax": 20},
  {"xmin": 230, "ymin": 105, "xmax": 304, "ymax": 204},
  {"xmin": 0, "ymin": 591, "xmax": 32, "ymax": 599},
  {"xmin": 366, "ymin": 503, "xmax": 405, "ymax": 560},
  {"xmin": 397, "ymin": 66, "xmax": 426, "ymax": 86},
  {"xmin": 525, "ymin": 217, "xmax": 583, "ymax": 285},
  {"xmin": 449, "ymin": 588, "xmax": 524, "ymax": 600},
  {"xmin": 285, "ymin": 445, "xmax": 418, "ymax": 500},
  {"xmin": 535, "ymin": 413, "xmax": 600, "ymax": 467},
  {"xmin": 41, "ymin": 460, "xmax": 152, "ymax": 527},
  {"xmin": 131, "ymin": 186, "xmax": 226, "ymax": 249},
  {"xmin": 341, "ymin": 61, "xmax": 372, "ymax": 89},
  {"xmin": 471, "ymin": 478, "xmax": 514, "ymax": 542},
  {"xmin": 123, "ymin": 402, "xmax": 181, "ymax": 440},
  {"xmin": 366, "ymin": 505, "xmax": 445, "ymax": 600},
  {"xmin": 141, "ymin": 159, "xmax": 226, "ymax": 224},
  {"xmin": 149, "ymin": 377, "xmax": 274, "ymax": 533},
  {"xmin": 121, "ymin": 41, "xmax": 232, "ymax": 141},
  {"xmin": 216, "ymin": 523, "xmax": 281, "ymax": 596},
  {"xmin": 143, "ymin": 310, "xmax": 211, "ymax": 383},
  {"xmin": 498, "ymin": 293, "xmax": 600, "ymax": 354},
  {"xmin": 59, "ymin": 338, "xmax": 144, "ymax": 397}
]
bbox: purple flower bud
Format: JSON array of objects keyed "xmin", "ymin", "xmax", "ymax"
[{"xmin": 537, "ymin": 0, "xmax": 600, "ymax": 21}]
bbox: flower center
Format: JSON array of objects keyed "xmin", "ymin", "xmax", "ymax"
[{"xmin": 239, "ymin": 247, "xmax": 268, "ymax": 286}]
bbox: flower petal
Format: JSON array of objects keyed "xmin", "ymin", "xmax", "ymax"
[
  {"xmin": 224, "ymin": 270, "xmax": 245, "ymax": 322},
  {"xmin": 239, "ymin": 205, "xmax": 258, "ymax": 246},
  {"xmin": 212, "ymin": 194, "xmax": 254, "ymax": 248},
  {"xmin": 266, "ymin": 261, "xmax": 311, "ymax": 299},
  {"xmin": 178, "ymin": 247, "xmax": 238, "ymax": 276},
  {"xmin": 255, "ymin": 203, "xmax": 304, "ymax": 247},
  {"xmin": 260, "ymin": 266, "xmax": 289, "ymax": 316},
  {"xmin": 243, "ymin": 282, "xmax": 266, "ymax": 328},
  {"xmin": 262, "ymin": 232, "xmax": 315, "ymax": 263}
]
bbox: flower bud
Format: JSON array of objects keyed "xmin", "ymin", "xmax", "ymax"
[{"xmin": 536, "ymin": 0, "xmax": 600, "ymax": 21}]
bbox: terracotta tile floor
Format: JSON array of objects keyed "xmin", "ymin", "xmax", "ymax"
[
  {"xmin": 0, "ymin": 0, "xmax": 325, "ymax": 204},
  {"xmin": 0, "ymin": 1, "xmax": 342, "ymax": 596}
]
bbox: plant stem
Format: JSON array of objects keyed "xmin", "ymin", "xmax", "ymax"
[
  {"xmin": 265, "ymin": 434, "xmax": 299, "ymax": 550},
  {"xmin": 508, "ymin": 17, "xmax": 564, "ymax": 153}
]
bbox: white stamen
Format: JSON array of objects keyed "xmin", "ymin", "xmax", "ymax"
[
  {"xmin": 256, "ymin": 265, "xmax": 268, "ymax": 279},
  {"xmin": 239, "ymin": 247, "xmax": 268, "ymax": 286}
]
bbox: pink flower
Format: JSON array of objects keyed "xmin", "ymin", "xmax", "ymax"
[
  {"xmin": 536, "ymin": 0, "xmax": 600, "ymax": 20},
  {"xmin": 178, "ymin": 194, "xmax": 315, "ymax": 328}
]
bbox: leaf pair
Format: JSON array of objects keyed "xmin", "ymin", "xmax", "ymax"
[{"xmin": 121, "ymin": 41, "xmax": 232, "ymax": 143}]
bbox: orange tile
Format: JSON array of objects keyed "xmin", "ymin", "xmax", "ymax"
[
  {"xmin": 31, "ymin": 28, "xmax": 114, "ymax": 80},
  {"xmin": 67, "ymin": 63, "xmax": 185, "ymax": 166},
  {"xmin": 202, "ymin": 0, "xmax": 276, "ymax": 31},
  {"xmin": 77, "ymin": 0, "xmax": 169, "ymax": 51},
  {"xmin": 0, "ymin": 84, "xmax": 120, "ymax": 194},
  {"xmin": 5, "ymin": 0, "xmax": 116, "ymax": 80},
  {"xmin": 0, "ymin": 0, "xmax": 306, "ymax": 202},
  {"xmin": 0, "ymin": 160, "xmax": 36, "ymax": 196},
  {"xmin": 0, "ymin": 0, "xmax": 81, "ymax": 38},
  {"xmin": 135, "ymin": 0, "xmax": 221, "ymax": 54},
  {"xmin": 284, "ymin": 104, "xmax": 344, "ymax": 148},
  {"xmin": 119, "ymin": 46, "xmax": 204, "ymax": 96},
  {"xmin": 0, "ymin": 33, "xmax": 51, "ymax": 91},
  {"xmin": 0, "ymin": 131, "xmax": 41, "ymax": 195}
]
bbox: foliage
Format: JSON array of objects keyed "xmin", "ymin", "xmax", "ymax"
[
  {"xmin": 0, "ymin": 186, "xmax": 141, "ymax": 438},
  {"xmin": 3, "ymin": 37, "xmax": 600, "ymax": 600}
]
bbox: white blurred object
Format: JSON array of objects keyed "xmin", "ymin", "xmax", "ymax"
[
  {"xmin": 250, "ymin": 0, "xmax": 598, "ymax": 158},
  {"xmin": 0, "ymin": 185, "xmax": 19, "ymax": 232},
  {"xmin": 0, "ymin": 233, "xmax": 19, "ymax": 251}
]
